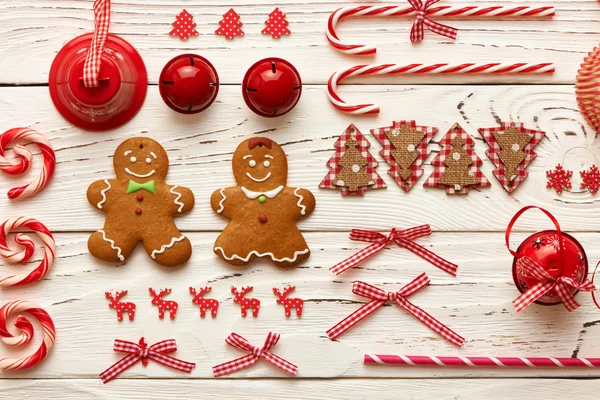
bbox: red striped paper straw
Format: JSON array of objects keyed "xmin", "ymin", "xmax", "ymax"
[
  {"xmin": 364, "ymin": 354, "xmax": 600, "ymax": 367},
  {"xmin": 327, "ymin": 5, "xmax": 556, "ymax": 55}
]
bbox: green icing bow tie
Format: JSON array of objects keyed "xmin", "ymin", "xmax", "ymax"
[{"xmin": 127, "ymin": 180, "xmax": 156, "ymax": 194}]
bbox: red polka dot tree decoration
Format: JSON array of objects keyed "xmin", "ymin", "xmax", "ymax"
[
  {"xmin": 169, "ymin": 9, "xmax": 199, "ymax": 40},
  {"xmin": 215, "ymin": 8, "xmax": 244, "ymax": 40},
  {"xmin": 262, "ymin": 8, "xmax": 291, "ymax": 39}
]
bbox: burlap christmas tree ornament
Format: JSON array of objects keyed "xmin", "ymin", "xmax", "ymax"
[
  {"xmin": 320, "ymin": 124, "xmax": 386, "ymax": 196},
  {"xmin": 371, "ymin": 120, "xmax": 437, "ymax": 192},
  {"xmin": 479, "ymin": 122, "xmax": 545, "ymax": 193},
  {"xmin": 424, "ymin": 123, "xmax": 490, "ymax": 195}
]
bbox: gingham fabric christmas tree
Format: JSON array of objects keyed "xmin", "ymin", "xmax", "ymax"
[
  {"xmin": 262, "ymin": 8, "xmax": 291, "ymax": 39},
  {"xmin": 215, "ymin": 8, "xmax": 244, "ymax": 39},
  {"xmin": 169, "ymin": 9, "xmax": 199, "ymax": 40}
]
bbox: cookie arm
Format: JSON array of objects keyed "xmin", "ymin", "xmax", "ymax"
[
  {"xmin": 168, "ymin": 185, "xmax": 195, "ymax": 214},
  {"xmin": 292, "ymin": 188, "xmax": 316, "ymax": 219},
  {"xmin": 87, "ymin": 179, "xmax": 114, "ymax": 213},
  {"xmin": 210, "ymin": 187, "xmax": 238, "ymax": 219}
]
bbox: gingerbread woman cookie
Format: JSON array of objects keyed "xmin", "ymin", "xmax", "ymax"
[
  {"xmin": 87, "ymin": 137, "xmax": 194, "ymax": 267},
  {"xmin": 210, "ymin": 138, "xmax": 315, "ymax": 266}
]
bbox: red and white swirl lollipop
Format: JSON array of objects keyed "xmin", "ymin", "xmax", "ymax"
[
  {"xmin": 0, "ymin": 300, "xmax": 56, "ymax": 371},
  {"xmin": 0, "ymin": 128, "xmax": 56, "ymax": 200},
  {"xmin": 0, "ymin": 217, "xmax": 55, "ymax": 287}
]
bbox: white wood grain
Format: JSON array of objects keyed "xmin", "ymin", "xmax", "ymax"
[
  {"xmin": 2, "ymin": 379, "xmax": 600, "ymax": 399},
  {"xmin": 1, "ymin": 1, "xmax": 600, "ymax": 84},
  {"xmin": 1, "ymin": 232, "xmax": 600, "ymax": 379},
  {"xmin": 0, "ymin": 85, "xmax": 598, "ymax": 232}
]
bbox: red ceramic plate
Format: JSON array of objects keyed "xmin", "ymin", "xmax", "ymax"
[{"xmin": 49, "ymin": 33, "xmax": 147, "ymax": 131}]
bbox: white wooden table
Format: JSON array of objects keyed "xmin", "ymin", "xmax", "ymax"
[{"xmin": 1, "ymin": 0, "xmax": 600, "ymax": 398}]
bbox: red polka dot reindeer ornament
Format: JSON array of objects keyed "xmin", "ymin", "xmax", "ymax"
[{"xmin": 507, "ymin": 206, "xmax": 594, "ymax": 312}]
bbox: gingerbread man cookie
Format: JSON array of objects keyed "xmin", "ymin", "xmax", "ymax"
[
  {"xmin": 211, "ymin": 138, "xmax": 315, "ymax": 266},
  {"xmin": 87, "ymin": 137, "xmax": 194, "ymax": 267}
]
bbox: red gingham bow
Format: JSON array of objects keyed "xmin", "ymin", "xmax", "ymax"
[
  {"xmin": 99, "ymin": 338, "xmax": 195, "ymax": 384},
  {"xmin": 330, "ymin": 226, "xmax": 458, "ymax": 276},
  {"xmin": 513, "ymin": 256, "xmax": 595, "ymax": 312},
  {"xmin": 408, "ymin": 0, "xmax": 458, "ymax": 42},
  {"xmin": 83, "ymin": 0, "xmax": 111, "ymax": 87},
  {"xmin": 326, "ymin": 273, "xmax": 465, "ymax": 347},
  {"xmin": 213, "ymin": 332, "xmax": 298, "ymax": 377}
]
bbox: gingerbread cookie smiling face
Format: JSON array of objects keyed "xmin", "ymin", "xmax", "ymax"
[
  {"xmin": 87, "ymin": 137, "xmax": 195, "ymax": 267},
  {"xmin": 210, "ymin": 138, "xmax": 315, "ymax": 266}
]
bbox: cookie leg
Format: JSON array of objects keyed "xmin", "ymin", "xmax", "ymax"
[
  {"xmin": 88, "ymin": 229, "xmax": 138, "ymax": 263},
  {"xmin": 142, "ymin": 226, "xmax": 192, "ymax": 267}
]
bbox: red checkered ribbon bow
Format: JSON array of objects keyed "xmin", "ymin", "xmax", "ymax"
[
  {"xmin": 408, "ymin": 0, "xmax": 458, "ymax": 42},
  {"xmin": 99, "ymin": 338, "xmax": 196, "ymax": 384},
  {"xmin": 83, "ymin": 0, "xmax": 111, "ymax": 87},
  {"xmin": 513, "ymin": 256, "xmax": 595, "ymax": 312},
  {"xmin": 330, "ymin": 226, "xmax": 458, "ymax": 276},
  {"xmin": 326, "ymin": 273, "xmax": 465, "ymax": 347},
  {"xmin": 213, "ymin": 332, "xmax": 298, "ymax": 377}
]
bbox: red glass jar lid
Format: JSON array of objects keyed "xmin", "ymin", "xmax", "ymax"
[
  {"xmin": 49, "ymin": 33, "xmax": 147, "ymax": 131},
  {"xmin": 242, "ymin": 57, "xmax": 302, "ymax": 118},
  {"xmin": 159, "ymin": 54, "xmax": 219, "ymax": 114}
]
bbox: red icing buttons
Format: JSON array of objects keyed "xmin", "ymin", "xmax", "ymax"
[
  {"xmin": 242, "ymin": 58, "xmax": 302, "ymax": 118},
  {"xmin": 137, "ymin": 194, "xmax": 144, "ymax": 201},
  {"xmin": 135, "ymin": 208, "xmax": 142, "ymax": 215},
  {"xmin": 159, "ymin": 54, "xmax": 219, "ymax": 114},
  {"xmin": 49, "ymin": 33, "xmax": 147, "ymax": 131},
  {"xmin": 258, "ymin": 214, "xmax": 268, "ymax": 223}
]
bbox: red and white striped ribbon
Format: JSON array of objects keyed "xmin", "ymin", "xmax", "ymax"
[
  {"xmin": 328, "ymin": 63, "xmax": 555, "ymax": 114},
  {"xmin": 213, "ymin": 332, "xmax": 298, "ymax": 377},
  {"xmin": 327, "ymin": 4, "xmax": 555, "ymax": 54},
  {"xmin": 0, "ymin": 128, "xmax": 56, "ymax": 200},
  {"xmin": 408, "ymin": 0, "xmax": 457, "ymax": 42},
  {"xmin": 364, "ymin": 354, "xmax": 600, "ymax": 367},
  {"xmin": 327, "ymin": 273, "xmax": 465, "ymax": 347},
  {"xmin": 83, "ymin": 0, "xmax": 111, "ymax": 87},
  {"xmin": 0, "ymin": 300, "xmax": 56, "ymax": 371},
  {"xmin": 0, "ymin": 217, "xmax": 56, "ymax": 287},
  {"xmin": 513, "ymin": 256, "xmax": 595, "ymax": 312},
  {"xmin": 330, "ymin": 226, "xmax": 457, "ymax": 276},
  {"xmin": 99, "ymin": 338, "xmax": 195, "ymax": 384}
]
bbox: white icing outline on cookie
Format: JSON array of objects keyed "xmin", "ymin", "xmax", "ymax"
[
  {"xmin": 217, "ymin": 188, "xmax": 227, "ymax": 213},
  {"xmin": 170, "ymin": 186, "xmax": 184, "ymax": 213},
  {"xmin": 241, "ymin": 185, "xmax": 283, "ymax": 199},
  {"xmin": 151, "ymin": 235, "xmax": 186, "ymax": 259},
  {"xmin": 214, "ymin": 247, "xmax": 309, "ymax": 263},
  {"xmin": 245, "ymin": 172, "xmax": 272, "ymax": 182},
  {"xmin": 98, "ymin": 229, "xmax": 124, "ymax": 261},
  {"xmin": 125, "ymin": 168, "xmax": 155, "ymax": 178},
  {"xmin": 293, "ymin": 188, "xmax": 306, "ymax": 216},
  {"xmin": 124, "ymin": 150, "xmax": 132, "ymax": 156},
  {"xmin": 150, "ymin": 152, "xmax": 157, "ymax": 159},
  {"xmin": 264, "ymin": 155, "xmax": 274, "ymax": 159},
  {"xmin": 97, "ymin": 179, "xmax": 111, "ymax": 209},
  {"xmin": 243, "ymin": 155, "xmax": 253, "ymax": 160}
]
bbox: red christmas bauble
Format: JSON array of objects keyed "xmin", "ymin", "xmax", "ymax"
[
  {"xmin": 159, "ymin": 54, "xmax": 219, "ymax": 114},
  {"xmin": 242, "ymin": 58, "xmax": 302, "ymax": 117},
  {"xmin": 49, "ymin": 33, "xmax": 147, "ymax": 131},
  {"xmin": 512, "ymin": 230, "xmax": 588, "ymax": 305}
]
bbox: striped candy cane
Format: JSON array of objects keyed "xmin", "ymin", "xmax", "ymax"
[
  {"xmin": 327, "ymin": 5, "xmax": 556, "ymax": 54},
  {"xmin": 0, "ymin": 300, "xmax": 56, "ymax": 371},
  {"xmin": 328, "ymin": 63, "xmax": 556, "ymax": 114},
  {"xmin": 364, "ymin": 355, "xmax": 600, "ymax": 367},
  {"xmin": 0, "ymin": 128, "xmax": 56, "ymax": 200},
  {"xmin": 0, "ymin": 217, "xmax": 56, "ymax": 287}
]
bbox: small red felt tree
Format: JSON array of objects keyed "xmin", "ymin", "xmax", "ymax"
[
  {"xmin": 169, "ymin": 9, "xmax": 199, "ymax": 40},
  {"xmin": 215, "ymin": 8, "xmax": 244, "ymax": 39},
  {"xmin": 262, "ymin": 8, "xmax": 291, "ymax": 39}
]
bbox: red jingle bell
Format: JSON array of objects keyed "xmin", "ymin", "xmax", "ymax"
[
  {"xmin": 159, "ymin": 54, "xmax": 219, "ymax": 114},
  {"xmin": 508, "ymin": 206, "xmax": 589, "ymax": 307},
  {"xmin": 242, "ymin": 57, "xmax": 302, "ymax": 117}
]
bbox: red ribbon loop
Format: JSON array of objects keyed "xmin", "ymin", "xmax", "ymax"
[
  {"xmin": 513, "ymin": 256, "xmax": 595, "ymax": 312},
  {"xmin": 327, "ymin": 273, "xmax": 465, "ymax": 347},
  {"xmin": 330, "ymin": 226, "xmax": 458, "ymax": 276},
  {"xmin": 99, "ymin": 338, "xmax": 196, "ymax": 384},
  {"xmin": 408, "ymin": 0, "xmax": 458, "ymax": 42},
  {"xmin": 213, "ymin": 332, "xmax": 298, "ymax": 377}
]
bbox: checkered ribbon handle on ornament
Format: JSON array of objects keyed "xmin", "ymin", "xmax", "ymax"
[
  {"xmin": 330, "ymin": 226, "xmax": 458, "ymax": 276},
  {"xmin": 83, "ymin": 0, "xmax": 111, "ymax": 87}
]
